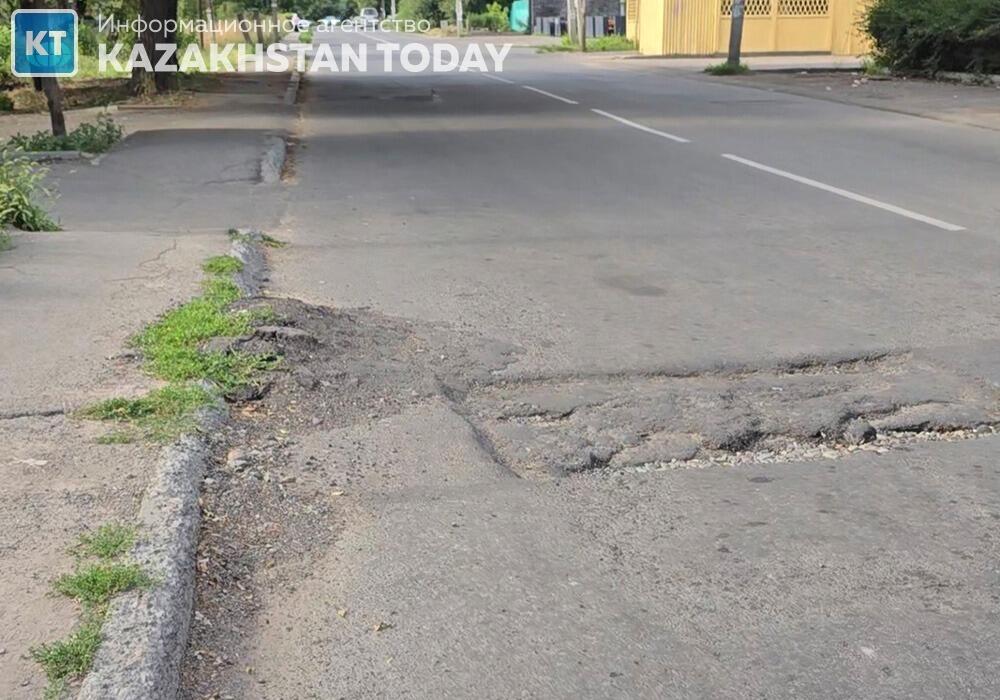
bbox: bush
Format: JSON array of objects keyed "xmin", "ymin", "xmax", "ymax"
[
  {"xmin": 0, "ymin": 156, "xmax": 58, "ymax": 231},
  {"xmin": 8, "ymin": 113, "xmax": 124, "ymax": 154},
  {"xmin": 469, "ymin": 1, "xmax": 509, "ymax": 31},
  {"xmin": 79, "ymin": 24, "xmax": 102, "ymax": 57},
  {"xmin": 0, "ymin": 93, "xmax": 13, "ymax": 112},
  {"xmin": 0, "ymin": 26, "xmax": 13, "ymax": 87},
  {"xmin": 299, "ymin": 29, "xmax": 314, "ymax": 42},
  {"xmin": 397, "ymin": 0, "xmax": 447, "ymax": 23},
  {"xmin": 864, "ymin": 0, "xmax": 1000, "ymax": 74}
]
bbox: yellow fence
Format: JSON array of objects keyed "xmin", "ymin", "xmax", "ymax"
[{"xmin": 629, "ymin": 0, "xmax": 870, "ymax": 57}]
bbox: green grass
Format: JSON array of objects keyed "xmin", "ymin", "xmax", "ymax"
[
  {"xmin": 31, "ymin": 615, "xmax": 102, "ymax": 699},
  {"xmin": 55, "ymin": 562, "xmax": 151, "ymax": 606},
  {"xmin": 32, "ymin": 525, "xmax": 151, "ymax": 697},
  {"xmin": 95, "ymin": 431, "xmax": 134, "ymax": 444},
  {"xmin": 0, "ymin": 231, "xmax": 11, "ymax": 251},
  {"xmin": 538, "ymin": 35, "xmax": 636, "ymax": 53},
  {"xmin": 81, "ymin": 384, "xmax": 215, "ymax": 442},
  {"xmin": 299, "ymin": 30, "xmax": 314, "ymax": 43},
  {"xmin": 705, "ymin": 61, "xmax": 750, "ymax": 75},
  {"xmin": 76, "ymin": 523, "xmax": 137, "ymax": 560},
  {"xmin": 202, "ymin": 255, "xmax": 244, "ymax": 275}
]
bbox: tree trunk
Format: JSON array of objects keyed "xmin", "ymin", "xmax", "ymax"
[
  {"xmin": 40, "ymin": 78, "xmax": 67, "ymax": 136},
  {"xmin": 253, "ymin": 11, "xmax": 266, "ymax": 44},
  {"xmin": 576, "ymin": 0, "xmax": 586, "ymax": 51},
  {"xmin": 132, "ymin": 0, "xmax": 178, "ymax": 94},
  {"xmin": 270, "ymin": 0, "xmax": 280, "ymax": 43},
  {"xmin": 23, "ymin": 0, "xmax": 66, "ymax": 136},
  {"xmin": 237, "ymin": 12, "xmax": 254, "ymax": 44}
]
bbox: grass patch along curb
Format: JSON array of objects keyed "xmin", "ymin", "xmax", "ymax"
[
  {"xmin": 75, "ymin": 231, "xmax": 273, "ymax": 699},
  {"xmin": 31, "ymin": 525, "xmax": 152, "ymax": 699}
]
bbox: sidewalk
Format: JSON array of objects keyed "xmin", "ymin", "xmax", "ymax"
[
  {"xmin": 591, "ymin": 52, "xmax": 863, "ymax": 71},
  {"xmin": 0, "ymin": 71, "xmax": 292, "ymax": 698}
]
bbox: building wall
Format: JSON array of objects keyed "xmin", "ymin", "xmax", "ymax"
[{"xmin": 636, "ymin": 0, "xmax": 870, "ymax": 56}]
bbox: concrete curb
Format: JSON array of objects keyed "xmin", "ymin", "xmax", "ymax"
[
  {"xmin": 78, "ymin": 409, "xmax": 224, "ymax": 700},
  {"xmin": 935, "ymin": 71, "xmax": 1000, "ymax": 87},
  {"xmin": 259, "ymin": 135, "xmax": 287, "ymax": 184},
  {"xmin": 284, "ymin": 70, "xmax": 302, "ymax": 106},
  {"xmin": 78, "ymin": 233, "xmax": 269, "ymax": 699},
  {"xmin": 5, "ymin": 149, "xmax": 84, "ymax": 162}
]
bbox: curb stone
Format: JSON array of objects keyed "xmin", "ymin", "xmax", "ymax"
[
  {"xmin": 284, "ymin": 71, "xmax": 302, "ymax": 106},
  {"xmin": 259, "ymin": 134, "xmax": 288, "ymax": 184},
  {"xmin": 78, "ymin": 232, "xmax": 269, "ymax": 699}
]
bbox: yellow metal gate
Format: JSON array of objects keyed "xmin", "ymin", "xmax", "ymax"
[{"xmin": 630, "ymin": 0, "xmax": 869, "ymax": 56}]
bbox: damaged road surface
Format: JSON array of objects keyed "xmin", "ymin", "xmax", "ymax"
[
  {"xmin": 181, "ymin": 296, "xmax": 1000, "ymax": 699},
  {"xmin": 182, "ymin": 29, "xmax": 1000, "ymax": 700}
]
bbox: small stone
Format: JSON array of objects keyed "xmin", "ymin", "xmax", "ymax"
[
  {"xmin": 254, "ymin": 325, "xmax": 317, "ymax": 343},
  {"xmin": 843, "ymin": 419, "xmax": 877, "ymax": 446}
]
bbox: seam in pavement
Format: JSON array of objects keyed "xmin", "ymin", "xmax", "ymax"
[{"xmin": 78, "ymin": 232, "xmax": 268, "ymax": 700}]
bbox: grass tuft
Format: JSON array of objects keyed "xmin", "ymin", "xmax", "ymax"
[
  {"xmin": 705, "ymin": 61, "xmax": 750, "ymax": 76},
  {"xmin": 77, "ymin": 523, "xmax": 137, "ymax": 560},
  {"xmin": 202, "ymin": 255, "xmax": 244, "ymax": 275},
  {"xmin": 228, "ymin": 228, "xmax": 287, "ymax": 248},
  {"xmin": 55, "ymin": 562, "xmax": 151, "ymax": 606},
  {"xmin": 31, "ymin": 615, "xmax": 102, "ymax": 697},
  {"xmin": 0, "ymin": 230, "xmax": 11, "ymax": 251},
  {"xmin": 81, "ymin": 384, "xmax": 215, "ymax": 442}
]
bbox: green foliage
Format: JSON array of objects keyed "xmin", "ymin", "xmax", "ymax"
[
  {"xmin": 54, "ymin": 563, "xmax": 151, "ymax": 606},
  {"xmin": 469, "ymin": 1, "xmax": 509, "ymax": 31},
  {"xmin": 705, "ymin": 61, "xmax": 750, "ymax": 75},
  {"xmin": 81, "ymin": 384, "xmax": 216, "ymax": 441},
  {"xmin": 585, "ymin": 34, "xmax": 635, "ymax": 51},
  {"xmin": 32, "ymin": 520, "xmax": 151, "ymax": 698},
  {"xmin": 0, "ymin": 93, "xmax": 14, "ymax": 112},
  {"xmin": 299, "ymin": 29, "xmax": 314, "ymax": 42},
  {"xmin": 8, "ymin": 113, "xmax": 124, "ymax": 154},
  {"xmin": 539, "ymin": 34, "xmax": 634, "ymax": 52},
  {"xmin": 77, "ymin": 523, "xmax": 138, "ymax": 560},
  {"xmin": 0, "ymin": 25, "xmax": 12, "ymax": 87},
  {"xmin": 202, "ymin": 254, "xmax": 244, "ymax": 275},
  {"xmin": 79, "ymin": 24, "xmax": 102, "ymax": 57},
  {"xmin": 0, "ymin": 231, "xmax": 11, "ymax": 251},
  {"xmin": 30, "ymin": 615, "xmax": 102, "ymax": 697},
  {"xmin": 0, "ymin": 155, "xmax": 59, "ymax": 231},
  {"xmin": 397, "ymin": 0, "xmax": 447, "ymax": 23},
  {"xmin": 864, "ymin": 0, "xmax": 1000, "ymax": 73}
]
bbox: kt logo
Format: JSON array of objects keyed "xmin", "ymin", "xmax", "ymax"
[{"xmin": 11, "ymin": 9, "xmax": 78, "ymax": 77}]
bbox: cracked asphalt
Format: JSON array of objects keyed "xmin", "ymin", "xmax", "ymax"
[{"xmin": 180, "ymin": 30, "xmax": 1000, "ymax": 699}]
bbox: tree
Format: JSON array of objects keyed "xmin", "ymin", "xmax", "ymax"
[
  {"xmin": 22, "ymin": 0, "xmax": 66, "ymax": 136},
  {"xmin": 131, "ymin": 0, "xmax": 178, "ymax": 94}
]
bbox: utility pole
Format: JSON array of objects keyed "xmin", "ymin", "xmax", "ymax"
[{"xmin": 726, "ymin": 0, "xmax": 745, "ymax": 67}]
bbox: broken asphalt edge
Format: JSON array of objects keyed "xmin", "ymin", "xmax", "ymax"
[{"xmin": 78, "ymin": 231, "xmax": 269, "ymax": 700}]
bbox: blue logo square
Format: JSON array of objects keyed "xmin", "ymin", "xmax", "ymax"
[{"xmin": 11, "ymin": 9, "xmax": 77, "ymax": 77}]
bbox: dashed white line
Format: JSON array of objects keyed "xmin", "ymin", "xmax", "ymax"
[
  {"xmin": 522, "ymin": 85, "xmax": 579, "ymax": 105},
  {"xmin": 483, "ymin": 73, "xmax": 515, "ymax": 84},
  {"xmin": 590, "ymin": 109, "xmax": 690, "ymax": 143},
  {"xmin": 721, "ymin": 154, "xmax": 966, "ymax": 232}
]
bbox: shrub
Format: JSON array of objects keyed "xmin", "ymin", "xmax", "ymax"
[
  {"xmin": 0, "ymin": 156, "xmax": 58, "ymax": 231},
  {"xmin": 0, "ymin": 93, "xmax": 13, "ymax": 112},
  {"xmin": 705, "ymin": 61, "xmax": 750, "ymax": 75},
  {"xmin": 8, "ymin": 113, "xmax": 124, "ymax": 154},
  {"xmin": 0, "ymin": 26, "xmax": 13, "ymax": 87},
  {"xmin": 397, "ymin": 0, "xmax": 446, "ymax": 23},
  {"xmin": 864, "ymin": 0, "xmax": 1000, "ymax": 74},
  {"xmin": 469, "ymin": 1, "xmax": 509, "ymax": 31},
  {"xmin": 299, "ymin": 29, "xmax": 314, "ymax": 42}
]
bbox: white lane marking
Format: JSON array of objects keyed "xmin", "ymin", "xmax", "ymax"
[
  {"xmin": 522, "ymin": 85, "xmax": 579, "ymax": 104},
  {"xmin": 590, "ymin": 108, "xmax": 690, "ymax": 143},
  {"xmin": 483, "ymin": 73, "xmax": 515, "ymax": 84},
  {"xmin": 721, "ymin": 154, "xmax": 966, "ymax": 232}
]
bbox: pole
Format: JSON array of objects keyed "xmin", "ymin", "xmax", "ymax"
[
  {"xmin": 565, "ymin": 0, "xmax": 574, "ymax": 42},
  {"xmin": 577, "ymin": 0, "xmax": 586, "ymax": 51},
  {"xmin": 455, "ymin": 0, "xmax": 463, "ymax": 35},
  {"xmin": 726, "ymin": 0, "xmax": 745, "ymax": 67},
  {"xmin": 271, "ymin": 0, "xmax": 280, "ymax": 43}
]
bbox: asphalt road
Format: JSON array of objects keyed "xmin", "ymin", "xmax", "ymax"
[{"xmin": 198, "ymin": 29, "xmax": 1000, "ymax": 698}]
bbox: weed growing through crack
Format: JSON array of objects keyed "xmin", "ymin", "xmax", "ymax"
[
  {"xmin": 0, "ymin": 230, "xmax": 11, "ymax": 251},
  {"xmin": 31, "ymin": 526, "xmax": 151, "ymax": 698}
]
